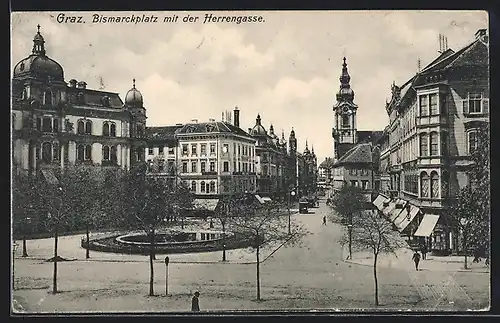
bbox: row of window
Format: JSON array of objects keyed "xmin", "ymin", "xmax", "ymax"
[
  {"xmin": 34, "ymin": 117, "xmax": 118, "ymax": 137},
  {"xmin": 349, "ymin": 180, "xmax": 370, "ymax": 190},
  {"xmin": 348, "ymin": 168, "xmax": 371, "ymax": 176},
  {"xmin": 36, "ymin": 142, "xmax": 119, "ymax": 164},
  {"xmin": 182, "ymin": 143, "xmax": 217, "ymax": 156},
  {"xmin": 148, "ymin": 146, "xmax": 175, "ymax": 155},
  {"xmin": 182, "ymin": 160, "xmax": 217, "ymax": 173},
  {"xmin": 187, "ymin": 180, "xmax": 216, "ymax": 193}
]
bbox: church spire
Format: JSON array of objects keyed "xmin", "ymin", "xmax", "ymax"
[
  {"xmin": 336, "ymin": 57, "xmax": 355, "ymax": 102},
  {"xmin": 32, "ymin": 24, "xmax": 46, "ymax": 56}
]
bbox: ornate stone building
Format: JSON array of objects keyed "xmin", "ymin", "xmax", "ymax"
[
  {"xmin": 12, "ymin": 26, "xmax": 144, "ymax": 179},
  {"xmin": 373, "ymin": 29, "xmax": 489, "ymax": 255}
]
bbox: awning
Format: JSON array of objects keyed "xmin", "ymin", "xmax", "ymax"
[
  {"xmin": 373, "ymin": 194, "xmax": 389, "ymax": 210},
  {"xmin": 255, "ymin": 195, "xmax": 265, "ymax": 204},
  {"xmin": 394, "ymin": 204, "xmax": 421, "ymax": 232},
  {"xmin": 381, "ymin": 200, "xmax": 396, "ymax": 217},
  {"xmin": 193, "ymin": 199, "xmax": 219, "ymax": 211},
  {"xmin": 262, "ymin": 197, "xmax": 272, "ymax": 202},
  {"xmin": 413, "ymin": 214, "xmax": 440, "ymax": 237},
  {"xmin": 389, "ymin": 199, "xmax": 407, "ymax": 223}
]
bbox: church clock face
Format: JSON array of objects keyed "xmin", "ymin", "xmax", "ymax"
[{"xmin": 342, "ymin": 106, "xmax": 350, "ymax": 114}]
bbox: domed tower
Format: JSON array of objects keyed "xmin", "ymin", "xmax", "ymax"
[
  {"xmin": 332, "ymin": 57, "xmax": 359, "ymax": 159},
  {"xmin": 250, "ymin": 114, "xmax": 268, "ymax": 146},
  {"xmin": 13, "ymin": 25, "xmax": 66, "ymax": 105},
  {"xmin": 124, "ymin": 78, "xmax": 147, "ymax": 164}
]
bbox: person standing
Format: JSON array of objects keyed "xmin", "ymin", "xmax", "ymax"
[
  {"xmin": 421, "ymin": 244, "xmax": 427, "ymax": 260},
  {"xmin": 412, "ymin": 251, "xmax": 421, "ymax": 271},
  {"xmin": 191, "ymin": 291, "xmax": 200, "ymax": 312},
  {"xmin": 322, "ymin": 216, "xmax": 327, "ymax": 225}
]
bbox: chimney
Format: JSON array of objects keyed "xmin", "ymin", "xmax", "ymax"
[
  {"xmin": 475, "ymin": 29, "xmax": 487, "ymax": 40},
  {"xmin": 233, "ymin": 106, "xmax": 240, "ymax": 128},
  {"xmin": 209, "ymin": 118, "xmax": 215, "ymax": 122},
  {"xmin": 69, "ymin": 79, "xmax": 77, "ymax": 88},
  {"xmin": 77, "ymin": 81, "xmax": 87, "ymax": 89},
  {"xmin": 248, "ymin": 128, "xmax": 252, "ymax": 134},
  {"xmin": 191, "ymin": 119, "xmax": 198, "ymax": 123}
]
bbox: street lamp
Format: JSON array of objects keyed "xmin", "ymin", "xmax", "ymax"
[
  {"xmin": 288, "ymin": 188, "xmax": 296, "ymax": 235},
  {"xmin": 12, "ymin": 242, "xmax": 18, "ymax": 290},
  {"xmin": 22, "ymin": 216, "xmax": 32, "ymax": 257},
  {"xmin": 347, "ymin": 223, "xmax": 353, "ymax": 260}
]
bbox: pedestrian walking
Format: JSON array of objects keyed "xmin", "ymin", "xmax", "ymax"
[
  {"xmin": 412, "ymin": 251, "xmax": 421, "ymax": 271},
  {"xmin": 472, "ymin": 249, "xmax": 481, "ymax": 263},
  {"xmin": 421, "ymin": 245, "xmax": 427, "ymax": 260},
  {"xmin": 191, "ymin": 291, "xmax": 200, "ymax": 312},
  {"xmin": 322, "ymin": 216, "xmax": 327, "ymax": 225}
]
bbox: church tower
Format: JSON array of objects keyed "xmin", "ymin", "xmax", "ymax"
[
  {"xmin": 124, "ymin": 78, "xmax": 147, "ymax": 165},
  {"xmin": 332, "ymin": 57, "xmax": 358, "ymax": 160}
]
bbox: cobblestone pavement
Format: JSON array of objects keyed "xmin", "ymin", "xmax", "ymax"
[{"xmin": 11, "ymin": 201, "xmax": 489, "ymax": 312}]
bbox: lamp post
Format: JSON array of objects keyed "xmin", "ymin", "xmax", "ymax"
[
  {"xmin": 288, "ymin": 189, "xmax": 296, "ymax": 234},
  {"xmin": 164, "ymin": 256, "xmax": 169, "ymax": 296},
  {"xmin": 12, "ymin": 241, "xmax": 18, "ymax": 290},
  {"xmin": 22, "ymin": 216, "xmax": 32, "ymax": 257},
  {"xmin": 347, "ymin": 223, "xmax": 353, "ymax": 260}
]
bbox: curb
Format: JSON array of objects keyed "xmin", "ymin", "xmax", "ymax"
[
  {"xmin": 15, "ymin": 256, "xmax": 260, "ymax": 265},
  {"xmin": 342, "ymin": 258, "xmax": 490, "ymax": 273}
]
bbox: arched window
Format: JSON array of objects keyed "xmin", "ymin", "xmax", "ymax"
[
  {"xmin": 103, "ymin": 122, "xmax": 110, "ymax": 136},
  {"xmin": 111, "ymin": 146, "xmax": 117, "ymax": 162},
  {"xmin": 77, "ymin": 145, "xmax": 85, "ymax": 161},
  {"xmin": 77, "ymin": 120, "xmax": 85, "ymax": 134},
  {"xmin": 420, "ymin": 172, "xmax": 429, "ymax": 198},
  {"xmin": 342, "ymin": 115, "xmax": 349, "ymax": 127},
  {"xmin": 42, "ymin": 142, "xmax": 52, "ymax": 162},
  {"xmin": 467, "ymin": 130, "xmax": 478, "ymax": 155},
  {"xmin": 44, "ymin": 89, "xmax": 52, "ymax": 105},
  {"xmin": 85, "ymin": 145, "xmax": 92, "ymax": 161},
  {"xmin": 200, "ymin": 181, "xmax": 206, "ymax": 193},
  {"xmin": 110, "ymin": 123, "xmax": 116, "ymax": 137},
  {"xmin": 52, "ymin": 118, "xmax": 59, "ymax": 133},
  {"xmin": 22, "ymin": 88, "xmax": 28, "ymax": 100},
  {"xmin": 52, "ymin": 142, "xmax": 59, "ymax": 161},
  {"xmin": 210, "ymin": 181, "xmax": 216, "ymax": 193},
  {"xmin": 85, "ymin": 120, "xmax": 92, "ymax": 134},
  {"xmin": 430, "ymin": 132, "xmax": 439, "ymax": 156},
  {"xmin": 103, "ymin": 146, "xmax": 110, "ymax": 160},
  {"xmin": 441, "ymin": 171, "xmax": 449, "ymax": 198},
  {"xmin": 191, "ymin": 181, "xmax": 197, "ymax": 192},
  {"xmin": 431, "ymin": 171, "xmax": 440, "ymax": 198},
  {"xmin": 419, "ymin": 133, "xmax": 428, "ymax": 157}
]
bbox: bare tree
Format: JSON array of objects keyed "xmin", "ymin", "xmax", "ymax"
[
  {"xmin": 227, "ymin": 200, "xmax": 308, "ymax": 301},
  {"xmin": 336, "ymin": 209, "xmax": 405, "ymax": 306},
  {"xmin": 329, "ymin": 184, "xmax": 366, "ymax": 260},
  {"xmin": 122, "ymin": 163, "xmax": 193, "ymax": 296}
]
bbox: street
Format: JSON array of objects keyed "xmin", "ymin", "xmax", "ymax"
[{"xmin": 12, "ymin": 200, "xmax": 489, "ymax": 312}]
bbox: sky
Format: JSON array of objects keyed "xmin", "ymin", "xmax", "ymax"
[{"xmin": 11, "ymin": 11, "xmax": 488, "ymax": 163}]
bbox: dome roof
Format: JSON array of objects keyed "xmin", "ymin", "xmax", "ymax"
[
  {"xmin": 13, "ymin": 55, "xmax": 64, "ymax": 81},
  {"xmin": 251, "ymin": 114, "xmax": 267, "ymax": 136},
  {"xmin": 13, "ymin": 26, "xmax": 64, "ymax": 81},
  {"xmin": 125, "ymin": 79, "xmax": 143, "ymax": 107}
]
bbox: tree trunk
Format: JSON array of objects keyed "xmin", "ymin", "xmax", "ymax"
[
  {"xmin": 52, "ymin": 223, "xmax": 58, "ymax": 294},
  {"xmin": 222, "ymin": 222, "xmax": 226, "ymax": 262},
  {"xmin": 149, "ymin": 228, "xmax": 155, "ymax": 296},
  {"xmin": 373, "ymin": 253, "xmax": 379, "ymax": 306},
  {"xmin": 256, "ymin": 245, "xmax": 261, "ymax": 301},
  {"xmin": 348, "ymin": 227, "xmax": 352, "ymax": 260},
  {"xmin": 463, "ymin": 232, "xmax": 468, "ymax": 269},
  {"xmin": 22, "ymin": 236, "xmax": 28, "ymax": 257},
  {"xmin": 85, "ymin": 224, "xmax": 90, "ymax": 259}
]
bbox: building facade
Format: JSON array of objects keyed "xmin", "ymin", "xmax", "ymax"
[
  {"xmin": 373, "ymin": 29, "xmax": 489, "ymax": 255},
  {"xmin": 12, "ymin": 26, "xmax": 144, "ymax": 179}
]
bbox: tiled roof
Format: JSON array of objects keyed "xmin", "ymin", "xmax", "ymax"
[
  {"xmin": 176, "ymin": 121, "xmax": 253, "ymax": 139},
  {"xmin": 335, "ymin": 143, "xmax": 372, "ymax": 166},
  {"xmin": 68, "ymin": 88, "xmax": 124, "ymax": 109},
  {"xmin": 146, "ymin": 125, "xmax": 184, "ymax": 140}
]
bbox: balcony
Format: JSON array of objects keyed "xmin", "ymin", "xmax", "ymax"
[{"xmin": 202, "ymin": 171, "xmax": 217, "ymax": 175}]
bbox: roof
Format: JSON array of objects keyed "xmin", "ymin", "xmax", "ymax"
[
  {"xmin": 146, "ymin": 125, "xmax": 184, "ymax": 141},
  {"xmin": 176, "ymin": 121, "xmax": 253, "ymax": 139},
  {"xmin": 334, "ymin": 143, "xmax": 372, "ymax": 166},
  {"xmin": 358, "ymin": 131, "xmax": 383, "ymax": 144},
  {"xmin": 319, "ymin": 157, "xmax": 335, "ymax": 169}
]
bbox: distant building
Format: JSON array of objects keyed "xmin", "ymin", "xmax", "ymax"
[
  {"xmin": 12, "ymin": 26, "xmax": 144, "ymax": 179},
  {"xmin": 373, "ymin": 29, "xmax": 489, "ymax": 255}
]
